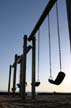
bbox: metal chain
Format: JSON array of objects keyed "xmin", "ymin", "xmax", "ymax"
[
  {"xmin": 56, "ymin": 1, "xmax": 62, "ymax": 71},
  {"xmin": 48, "ymin": 14, "xmax": 52, "ymax": 79},
  {"xmin": 37, "ymin": 29, "xmax": 40, "ymax": 81}
]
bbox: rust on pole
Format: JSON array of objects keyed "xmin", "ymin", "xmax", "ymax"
[
  {"xmin": 12, "ymin": 54, "xmax": 17, "ymax": 96},
  {"xmin": 21, "ymin": 35, "xmax": 27, "ymax": 99},
  {"xmin": 66, "ymin": 0, "xmax": 71, "ymax": 50},
  {"xmin": 8, "ymin": 65, "xmax": 12, "ymax": 95},
  {"xmin": 32, "ymin": 37, "xmax": 36, "ymax": 99},
  {"xmin": 28, "ymin": 0, "xmax": 57, "ymax": 41}
]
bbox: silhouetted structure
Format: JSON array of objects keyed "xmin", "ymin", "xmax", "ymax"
[
  {"xmin": 66, "ymin": 0, "xmax": 71, "ymax": 50},
  {"xmin": 28, "ymin": 0, "xmax": 57, "ymax": 41},
  {"xmin": 8, "ymin": 0, "xmax": 71, "ymax": 100},
  {"xmin": 12, "ymin": 54, "xmax": 18, "ymax": 96},
  {"xmin": 17, "ymin": 55, "xmax": 22, "ymax": 95},
  {"xmin": 8, "ymin": 65, "xmax": 12, "ymax": 95},
  {"xmin": 21, "ymin": 35, "xmax": 27, "ymax": 99}
]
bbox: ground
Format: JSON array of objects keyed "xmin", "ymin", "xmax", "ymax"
[{"xmin": 0, "ymin": 94, "xmax": 71, "ymax": 108}]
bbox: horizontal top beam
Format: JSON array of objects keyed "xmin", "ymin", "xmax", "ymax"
[{"xmin": 28, "ymin": 0, "xmax": 57, "ymax": 41}]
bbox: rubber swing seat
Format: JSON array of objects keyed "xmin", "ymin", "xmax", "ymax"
[
  {"xmin": 48, "ymin": 71, "xmax": 65, "ymax": 85},
  {"xmin": 31, "ymin": 81, "xmax": 40, "ymax": 87},
  {"xmin": 17, "ymin": 82, "xmax": 27, "ymax": 88}
]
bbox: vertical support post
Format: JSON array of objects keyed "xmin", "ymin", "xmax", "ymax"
[
  {"xmin": 19, "ymin": 58, "xmax": 22, "ymax": 95},
  {"xmin": 8, "ymin": 65, "xmax": 11, "ymax": 95},
  {"xmin": 21, "ymin": 35, "xmax": 27, "ymax": 99},
  {"xmin": 12, "ymin": 54, "xmax": 17, "ymax": 96},
  {"xmin": 66, "ymin": 0, "xmax": 71, "ymax": 50},
  {"xmin": 32, "ymin": 37, "xmax": 36, "ymax": 99}
]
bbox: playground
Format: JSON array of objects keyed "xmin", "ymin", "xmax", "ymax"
[{"xmin": 0, "ymin": 0, "xmax": 71, "ymax": 107}]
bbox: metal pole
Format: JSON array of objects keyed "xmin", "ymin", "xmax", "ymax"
[
  {"xmin": 32, "ymin": 37, "xmax": 36, "ymax": 99},
  {"xmin": 12, "ymin": 54, "xmax": 17, "ymax": 96},
  {"xmin": 8, "ymin": 65, "xmax": 11, "ymax": 95},
  {"xmin": 19, "ymin": 57, "xmax": 22, "ymax": 95},
  {"xmin": 66, "ymin": 0, "xmax": 71, "ymax": 50},
  {"xmin": 21, "ymin": 35, "xmax": 27, "ymax": 99},
  {"xmin": 28, "ymin": 0, "xmax": 57, "ymax": 41}
]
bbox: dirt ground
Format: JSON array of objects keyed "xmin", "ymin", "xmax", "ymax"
[{"xmin": 0, "ymin": 94, "xmax": 71, "ymax": 108}]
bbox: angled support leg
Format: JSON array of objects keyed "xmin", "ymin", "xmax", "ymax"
[{"xmin": 8, "ymin": 65, "xmax": 12, "ymax": 95}]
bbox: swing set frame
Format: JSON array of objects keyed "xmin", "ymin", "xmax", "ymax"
[
  {"xmin": 8, "ymin": 0, "xmax": 57, "ymax": 99},
  {"xmin": 8, "ymin": 0, "xmax": 67, "ymax": 99}
]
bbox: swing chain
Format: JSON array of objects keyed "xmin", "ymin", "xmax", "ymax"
[
  {"xmin": 56, "ymin": 1, "xmax": 62, "ymax": 71},
  {"xmin": 37, "ymin": 29, "xmax": 40, "ymax": 81},
  {"xmin": 48, "ymin": 14, "xmax": 53, "ymax": 79}
]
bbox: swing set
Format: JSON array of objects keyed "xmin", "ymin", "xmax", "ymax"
[
  {"xmin": 31, "ymin": 29, "xmax": 40, "ymax": 87},
  {"xmin": 48, "ymin": 1, "xmax": 65, "ymax": 85},
  {"xmin": 8, "ymin": 0, "xmax": 66, "ymax": 99},
  {"xmin": 34, "ymin": 1, "xmax": 65, "ymax": 86}
]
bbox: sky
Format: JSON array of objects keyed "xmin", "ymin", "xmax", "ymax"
[{"xmin": 0, "ymin": 0, "xmax": 71, "ymax": 93}]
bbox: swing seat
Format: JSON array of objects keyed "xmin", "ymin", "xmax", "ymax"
[
  {"xmin": 48, "ymin": 71, "xmax": 65, "ymax": 85},
  {"xmin": 35, "ymin": 81, "xmax": 40, "ymax": 87},
  {"xmin": 17, "ymin": 82, "xmax": 27, "ymax": 88},
  {"xmin": 17, "ymin": 84, "xmax": 21, "ymax": 88},
  {"xmin": 11, "ymin": 87, "xmax": 16, "ymax": 91},
  {"xmin": 31, "ymin": 81, "xmax": 40, "ymax": 87}
]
